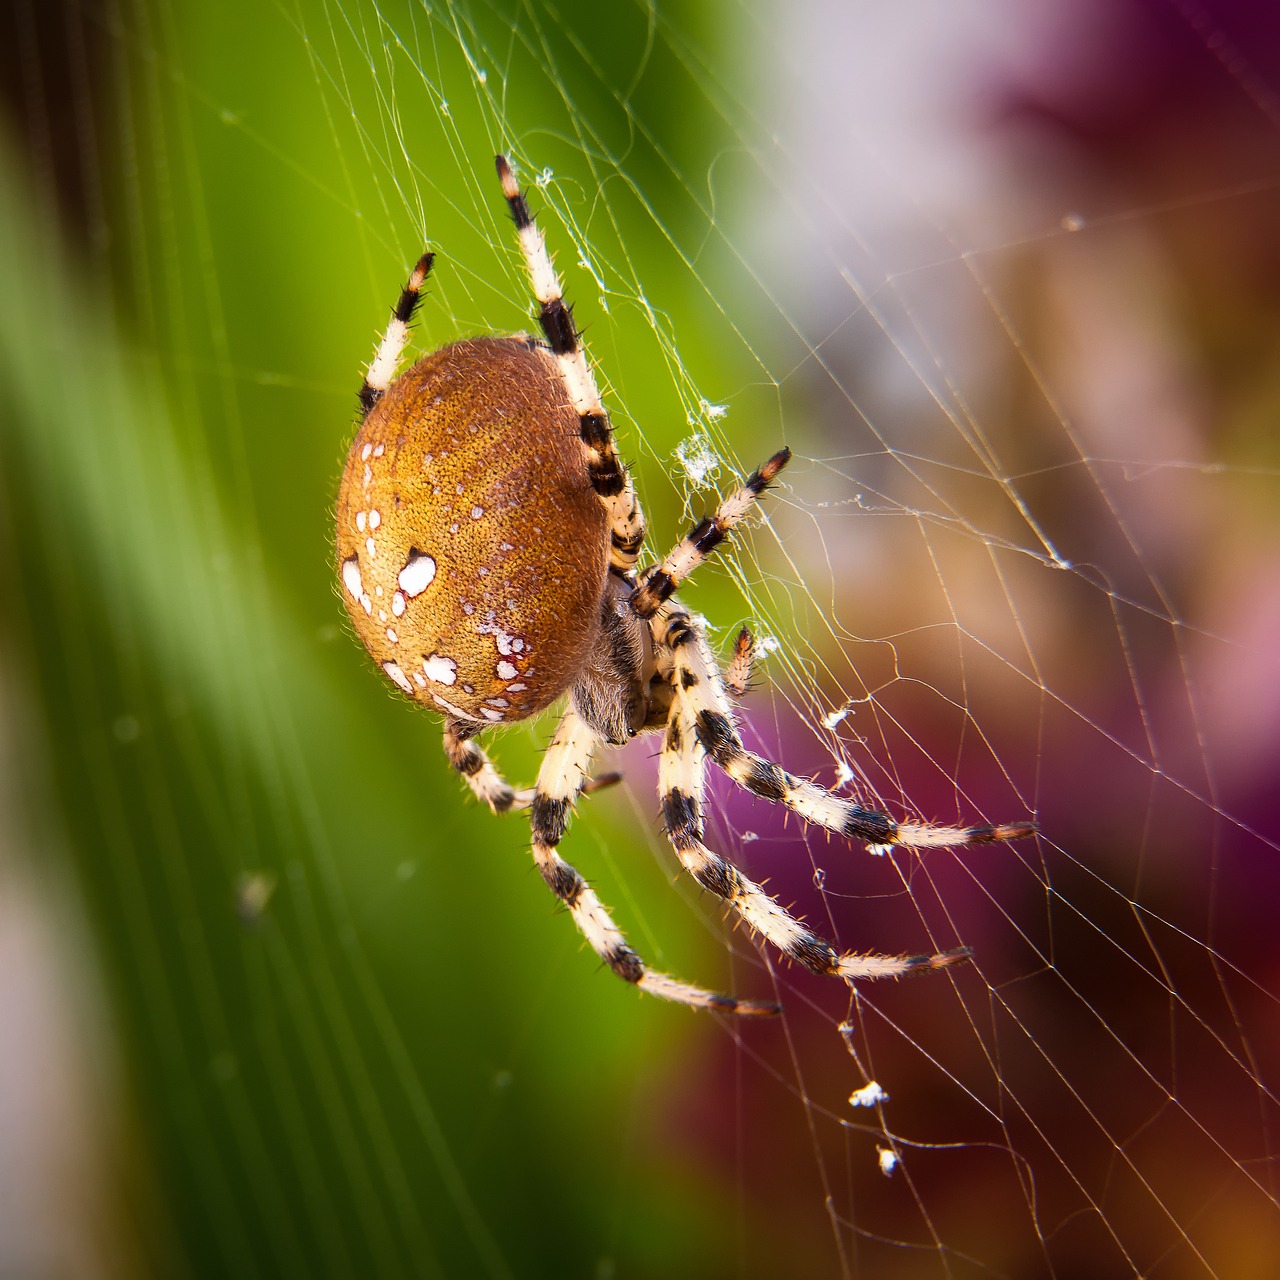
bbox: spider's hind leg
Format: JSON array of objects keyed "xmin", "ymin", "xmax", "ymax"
[
  {"xmin": 528, "ymin": 708, "xmax": 778, "ymax": 1017},
  {"xmin": 630, "ymin": 449, "xmax": 792, "ymax": 619},
  {"xmin": 659, "ymin": 702, "xmax": 972, "ymax": 983},
  {"xmin": 656, "ymin": 604, "xmax": 1037, "ymax": 853}
]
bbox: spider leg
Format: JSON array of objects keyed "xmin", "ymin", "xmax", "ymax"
[
  {"xmin": 494, "ymin": 155, "xmax": 646, "ymax": 574},
  {"xmin": 359, "ymin": 252, "xmax": 434, "ymax": 417},
  {"xmin": 630, "ymin": 449, "xmax": 791, "ymax": 618},
  {"xmin": 722, "ymin": 626, "xmax": 756, "ymax": 699},
  {"xmin": 443, "ymin": 719, "xmax": 526, "ymax": 812},
  {"xmin": 656, "ymin": 605, "xmax": 1037, "ymax": 852},
  {"xmin": 443, "ymin": 719, "xmax": 620, "ymax": 814},
  {"xmin": 529, "ymin": 708, "xmax": 778, "ymax": 1016},
  {"xmin": 659, "ymin": 699, "xmax": 971, "ymax": 981}
]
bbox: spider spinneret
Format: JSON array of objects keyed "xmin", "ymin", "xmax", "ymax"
[{"xmin": 335, "ymin": 154, "xmax": 1036, "ymax": 1017}]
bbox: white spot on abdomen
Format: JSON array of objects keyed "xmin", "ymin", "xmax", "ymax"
[
  {"xmin": 399, "ymin": 549, "xmax": 437, "ymax": 597},
  {"xmin": 382, "ymin": 661, "xmax": 413, "ymax": 693},
  {"xmin": 423, "ymin": 654, "xmax": 458, "ymax": 685},
  {"xmin": 432, "ymin": 693, "xmax": 478, "ymax": 722},
  {"xmin": 341, "ymin": 557, "xmax": 363, "ymax": 601}
]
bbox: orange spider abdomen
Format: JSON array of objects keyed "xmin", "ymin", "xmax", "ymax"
[{"xmin": 335, "ymin": 336, "xmax": 609, "ymax": 725}]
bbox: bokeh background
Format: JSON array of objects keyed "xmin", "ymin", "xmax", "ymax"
[{"xmin": 2, "ymin": 0, "xmax": 1279, "ymax": 1276}]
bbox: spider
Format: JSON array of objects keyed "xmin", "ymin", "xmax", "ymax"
[{"xmin": 335, "ymin": 155, "xmax": 1036, "ymax": 1016}]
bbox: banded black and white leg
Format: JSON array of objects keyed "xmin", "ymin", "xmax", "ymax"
[
  {"xmin": 494, "ymin": 155, "xmax": 647, "ymax": 574},
  {"xmin": 359, "ymin": 252, "xmax": 435, "ymax": 417},
  {"xmin": 631, "ymin": 448, "xmax": 792, "ymax": 617},
  {"xmin": 529, "ymin": 707, "xmax": 778, "ymax": 1016},
  {"xmin": 443, "ymin": 719, "xmax": 528, "ymax": 813},
  {"xmin": 659, "ymin": 699, "xmax": 971, "ymax": 980},
  {"xmin": 443, "ymin": 719, "xmax": 622, "ymax": 815},
  {"xmin": 656, "ymin": 604, "xmax": 1038, "ymax": 852}
]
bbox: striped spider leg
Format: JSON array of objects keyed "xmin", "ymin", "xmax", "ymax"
[
  {"xmin": 443, "ymin": 718, "xmax": 529, "ymax": 813},
  {"xmin": 495, "ymin": 156, "xmax": 647, "ymax": 574},
  {"xmin": 443, "ymin": 718, "xmax": 621, "ymax": 815},
  {"xmin": 658, "ymin": 691, "xmax": 972, "ymax": 982},
  {"xmin": 631, "ymin": 445, "xmax": 1033, "ymax": 853},
  {"xmin": 630, "ymin": 447, "xmax": 792, "ymax": 617},
  {"xmin": 358, "ymin": 252, "xmax": 435, "ymax": 417},
  {"xmin": 656, "ymin": 604, "xmax": 1037, "ymax": 854},
  {"xmin": 527, "ymin": 706, "xmax": 779, "ymax": 1016}
]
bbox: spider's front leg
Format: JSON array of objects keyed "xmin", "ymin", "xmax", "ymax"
[
  {"xmin": 494, "ymin": 155, "xmax": 647, "ymax": 574},
  {"xmin": 526, "ymin": 708, "xmax": 778, "ymax": 1016},
  {"xmin": 658, "ymin": 698, "xmax": 972, "ymax": 982},
  {"xmin": 630, "ymin": 448, "xmax": 792, "ymax": 618},
  {"xmin": 654, "ymin": 607, "xmax": 1036, "ymax": 852},
  {"xmin": 358, "ymin": 252, "xmax": 434, "ymax": 417}
]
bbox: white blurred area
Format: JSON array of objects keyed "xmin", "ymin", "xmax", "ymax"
[
  {"xmin": 752, "ymin": 0, "xmax": 1205, "ymax": 516},
  {"xmin": 0, "ymin": 665, "xmax": 135, "ymax": 1279},
  {"xmin": 757, "ymin": 0, "xmax": 1144, "ymax": 229}
]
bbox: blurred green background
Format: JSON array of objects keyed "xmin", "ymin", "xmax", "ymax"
[{"xmin": 4, "ymin": 0, "xmax": 1280, "ymax": 1276}]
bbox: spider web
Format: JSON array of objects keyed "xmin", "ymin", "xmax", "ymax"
[{"xmin": 1, "ymin": 0, "xmax": 1278, "ymax": 1275}]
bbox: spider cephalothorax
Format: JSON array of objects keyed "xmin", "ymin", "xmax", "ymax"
[{"xmin": 336, "ymin": 155, "xmax": 1036, "ymax": 1016}]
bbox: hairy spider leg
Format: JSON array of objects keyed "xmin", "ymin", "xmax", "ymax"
[
  {"xmin": 529, "ymin": 708, "xmax": 779, "ymax": 1016},
  {"xmin": 722, "ymin": 627, "xmax": 757, "ymax": 699},
  {"xmin": 657, "ymin": 604, "xmax": 1038, "ymax": 852},
  {"xmin": 443, "ymin": 719, "xmax": 622, "ymax": 814},
  {"xmin": 494, "ymin": 155, "xmax": 647, "ymax": 575},
  {"xmin": 443, "ymin": 719, "xmax": 529, "ymax": 812},
  {"xmin": 659, "ymin": 700, "xmax": 972, "ymax": 981},
  {"xmin": 631, "ymin": 448, "xmax": 792, "ymax": 617},
  {"xmin": 359, "ymin": 252, "xmax": 435, "ymax": 416}
]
